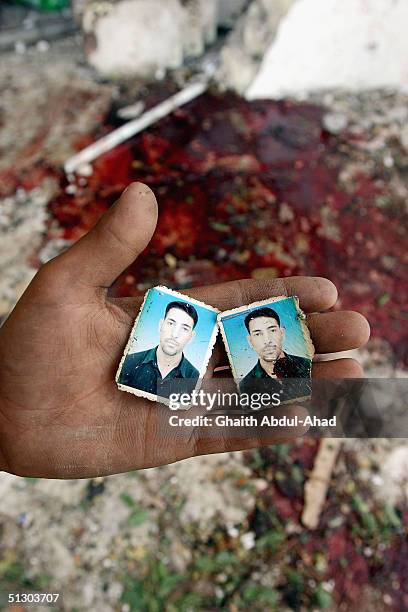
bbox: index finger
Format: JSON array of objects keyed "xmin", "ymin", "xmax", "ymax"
[{"xmin": 186, "ymin": 276, "xmax": 338, "ymax": 313}]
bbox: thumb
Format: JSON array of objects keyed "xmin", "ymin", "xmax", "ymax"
[{"xmin": 54, "ymin": 183, "xmax": 158, "ymax": 291}]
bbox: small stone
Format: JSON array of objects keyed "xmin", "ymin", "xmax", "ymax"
[
  {"xmin": 215, "ymin": 587, "xmax": 224, "ymax": 599},
  {"xmin": 253, "ymin": 478, "xmax": 268, "ymax": 491},
  {"xmin": 15, "ymin": 41, "xmax": 26, "ymax": 54},
  {"xmin": 286, "ymin": 521, "xmax": 302, "ymax": 534},
  {"xmin": 383, "ymin": 153, "xmax": 394, "ymax": 168},
  {"xmin": 227, "ymin": 526, "xmax": 239, "ymax": 538},
  {"xmin": 372, "ymin": 474, "xmax": 383, "ymax": 486},
  {"xmin": 77, "ymin": 163, "xmax": 93, "ymax": 177},
  {"xmin": 279, "ymin": 202, "xmax": 295, "ymax": 223},
  {"xmin": 155, "ymin": 68, "xmax": 166, "ymax": 81},
  {"xmin": 16, "ymin": 188, "xmax": 27, "ymax": 203},
  {"xmin": 117, "ymin": 101, "xmax": 145, "ymax": 120},
  {"xmin": 323, "ymin": 112, "xmax": 348, "ymax": 134},
  {"xmin": 36, "ymin": 40, "xmax": 50, "ymax": 53},
  {"xmin": 240, "ymin": 531, "xmax": 255, "ymax": 550},
  {"xmin": 165, "ymin": 253, "xmax": 178, "ymax": 268}
]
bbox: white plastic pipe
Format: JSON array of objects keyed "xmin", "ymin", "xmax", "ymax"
[{"xmin": 64, "ymin": 80, "xmax": 208, "ymax": 175}]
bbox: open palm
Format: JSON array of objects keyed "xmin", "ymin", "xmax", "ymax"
[{"xmin": 0, "ymin": 184, "xmax": 370, "ymax": 478}]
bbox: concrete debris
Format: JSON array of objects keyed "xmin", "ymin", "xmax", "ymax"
[
  {"xmin": 374, "ymin": 446, "xmax": 408, "ymax": 506},
  {"xmin": 217, "ymin": 0, "xmax": 294, "ymax": 93},
  {"xmin": 343, "ymin": 439, "xmax": 408, "ymax": 508},
  {"xmin": 80, "ymin": 0, "xmax": 219, "ymax": 77},
  {"xmin": 248, "ymin": 0, "xmax": 408, "ymax": 99},
  {"xmin": 76, "ymin": 0, "xmax": 286, "ymax": 81}
]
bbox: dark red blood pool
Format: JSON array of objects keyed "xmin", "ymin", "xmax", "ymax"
[{"xmin": 49, "ymin": 92, "xmax": 407, "ymax": 366}]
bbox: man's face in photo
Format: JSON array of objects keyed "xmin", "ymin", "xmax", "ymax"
[
  {"xmin": 247, "ymin": 316, "xmax": 285, "ymax": 362},
  {"xmin": 159, "ymin": 307, "xmax": 195, "ymax": 356}
]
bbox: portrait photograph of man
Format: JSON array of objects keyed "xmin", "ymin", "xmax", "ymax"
[
  {"xmin": 116, "ymin": 286, "xmax": 219, "ymax": 403},
  {"xmin": 218, "ymin": 296, "xmax": 314, "ymax": 403}
]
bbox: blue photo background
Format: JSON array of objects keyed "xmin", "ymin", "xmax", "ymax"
[
  {"xmin": 128, "ymin": 287, "xmax": 218, "ymax": 372},
  {"xmin": 221, "ymin": 297, "xmax": 313, "ymax": 379}
]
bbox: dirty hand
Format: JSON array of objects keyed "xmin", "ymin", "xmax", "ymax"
[{"xmin": 0, "ymin": 183, "xmax": 370, "ymax": 478}]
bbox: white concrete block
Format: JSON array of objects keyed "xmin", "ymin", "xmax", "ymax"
[
  {"xmin": 87, "ymin": 0, "xmax": 186, "ymax": 77},
  {"xmin": 82, "ymin": 0, "xmax": 219, "ymax": 77},
  {"xmin": 248, "ymin": 0, "xmax": 408, "ymax": 99}
]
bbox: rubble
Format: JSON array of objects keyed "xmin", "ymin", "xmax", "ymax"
[
  {"xmin": 79, "ymin": 0, "xmax": 219, "ymax": 77},
  {"xmin": 377, "ymin": 446, "xmax": 408, "ymax": 506},
  {"xmin": 218, "ymin": 0, "xmax": 294, "ymax": 93},
  {"xmin": 248, "ymin": 0, "xmax": 408, "ymax": 99},
  {"xmin": 76, "ymin": 0, "xmax": 292, "ymax": 83}
]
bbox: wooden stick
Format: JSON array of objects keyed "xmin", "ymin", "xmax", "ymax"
[
  {"xmin": 64, "ymin": 80, "xmax": 208, "ymax": 174},
  {"xmin": 301, "ymin": 438, "xmax": 343, "ymax": 529}
]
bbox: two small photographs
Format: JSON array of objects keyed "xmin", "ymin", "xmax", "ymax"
[{"xmin": 116, "ymin": 287, "xmax": 314, "ymax": 407}]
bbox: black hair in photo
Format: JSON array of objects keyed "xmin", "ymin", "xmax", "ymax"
[
  {"xmin": 165, "ymin": 301, "xmax": 199, "ymax": 329},
  {"xmin": 244, "ymin": 307, "xmax": 281, "ymax": 332}
]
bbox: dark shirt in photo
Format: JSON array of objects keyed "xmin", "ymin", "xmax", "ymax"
[
  {"xmin": 239, "ymin": 352, "xmax": 312, "ymax": 400},
  {"xmin": 118, "ymin": 346, "xmax": 200, "ymax": 398}
]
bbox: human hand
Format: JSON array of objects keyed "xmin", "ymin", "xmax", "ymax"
[{"xmin": 0, "ymin": 183, "xmax": 370, "ymax": 478}]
